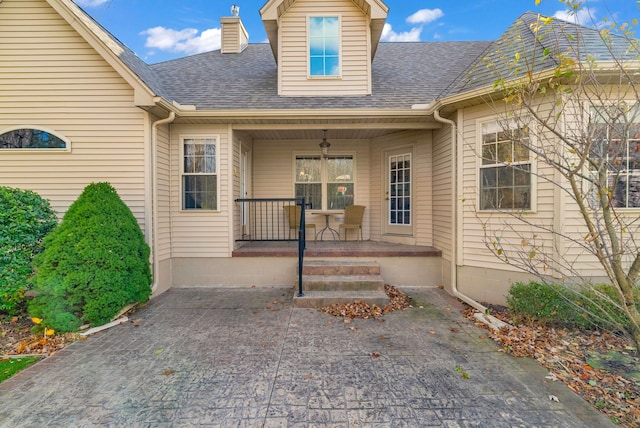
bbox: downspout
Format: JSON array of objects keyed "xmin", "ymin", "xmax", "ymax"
[
  {"xmin": 433, "ymin": 109, "xmax": 509, "ymax": 330},
  {"xmin": 150, "ymin": 111, "xmax": 176, "ymax": 293}
]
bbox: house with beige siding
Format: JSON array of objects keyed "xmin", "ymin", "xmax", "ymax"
[{"xmin": 1, "ymin": 0, "xmax": 634, "ymax": 307}]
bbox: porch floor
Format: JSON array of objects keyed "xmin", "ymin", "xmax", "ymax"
[{"xmin": 232, "ymin": 239, "xmax": 441, "ymax": 257}]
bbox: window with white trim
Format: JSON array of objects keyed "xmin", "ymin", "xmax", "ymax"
[
  {"xmin": 0, "ymin": 127, "xmax": 68, "ymax": 150},
  {"xmin": 308, "ymin": 16, "xmax": 340, "ymax": 77},
  {"xmin": 589, "ymin": 106, "xmax": 640, "ymax": 208},
  {"xmin": 182, "ymin": 137, "xmax": 218, "ymax": 210},
  {"xmin": 479, "ymin": 121, "xmax": 532, "ymax": 210},
  {"xmin": 295, "ymin": 155, "xmax": 354, "ymax": 209}
]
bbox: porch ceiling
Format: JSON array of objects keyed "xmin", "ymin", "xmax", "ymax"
[{"xmin": 167, "ymin": 116, "xmax": 441, "ymax": 141}]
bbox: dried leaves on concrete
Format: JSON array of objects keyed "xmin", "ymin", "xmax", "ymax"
[
  {"xmin": 463, "ymin": 306, "xmax": 640, "ymax": 427},
  {"xmin": 319, "ymin": 284, "xmax": 412, "ymax": 319}
]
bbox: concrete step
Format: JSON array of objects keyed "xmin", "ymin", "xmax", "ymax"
[
  {"xmin": 293, "ymin": 289, "xmax": 390, "ymax": 309},
  {"xmin": 302, "ymin": 260, "xmax": 380, "ymax": 276},
  {"xmin": 299, "ymin": 274, "xmax": 385, "ymax": 292}
]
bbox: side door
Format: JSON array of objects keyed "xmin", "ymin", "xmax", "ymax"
[{"xmin": 384, "ymin": 148, "xmax": 413, "ymax": 236}]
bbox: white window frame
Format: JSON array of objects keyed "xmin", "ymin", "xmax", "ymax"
[
  {"xmin": 477, "ymin": 119, "xmax": 537, "ymax": 212},
  {"xmin": 307, "ymin": 14, "xmax": 342, "ymax": 79},
  {"xmin": 293, "ymin": 152, "xmax": 355, "ymax": 210},
  {"xmin": 588, "ymin": 105, "xmax": 640, "ymax": 210},
  {"xmin": 180, "ymin": 135, "xmax": 220, "ymax": 212},
  {"xmin": 0, "ymin": 125, "xmax": 71, "ymax": 152}
]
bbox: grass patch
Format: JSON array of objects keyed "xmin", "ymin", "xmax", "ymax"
[{"xmin": 0, "ymin": 356, "xmax": 41, "ymax": 383}]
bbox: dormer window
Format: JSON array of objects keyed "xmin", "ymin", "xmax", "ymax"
[{"xmin": 308, "ymin": 16, "xmax": 340, "ymax": 77}]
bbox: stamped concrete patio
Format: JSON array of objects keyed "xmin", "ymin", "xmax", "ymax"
[{"xmin": 0, "ymin": 287, "xmax": 613, "ymax": 427}]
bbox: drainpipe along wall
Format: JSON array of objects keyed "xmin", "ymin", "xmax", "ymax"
[
  {"xmin": 432, "ymin": 109, "xmax": 509, "ymax": 331},
  {"xmin": 150, "ymin": 111, "xmax": 175, "ymax": 293}
]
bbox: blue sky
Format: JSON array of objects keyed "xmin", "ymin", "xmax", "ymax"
[{"xmin": 74, "ymin": 0, "xmax": 640, "ymax": 64}]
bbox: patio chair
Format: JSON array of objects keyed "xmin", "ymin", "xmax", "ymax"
[
  {"xmin": 339, "ymin": 205, "xmax": 365, "ymax": 241},
  {"xmin": 284, "ymin": 205, "xmax": 316, "ymax": 241}
]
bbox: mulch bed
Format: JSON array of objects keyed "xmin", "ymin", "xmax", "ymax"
[{"xmin": 1, "ymin": 316, "xmax": 83, "ymax": 357}]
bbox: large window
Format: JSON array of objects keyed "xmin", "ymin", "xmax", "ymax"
[
  {"xmin": 182, "ymin": 137, "xmax": 218, "ymax": 210},
  {"xmin": 479, "ymin": 121, "xmax": 532, "ymax": 210},
  {"xmin": 295, "ymin": 155, "xmax": 353, "ymax": 209},
  {"xmin": 308, "ymin": 16, "xmax": 340, "ymax": 77},
  {"xmin": 0, "ymin": 127, "xmax": 68, "ymax": 149},
  {"xmin": 590, "ymin": 106, "xmax": 640, "ymax": 208}
]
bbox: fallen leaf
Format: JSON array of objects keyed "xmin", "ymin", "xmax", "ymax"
[
  {"xmin": 429, "ymin": 330, "xmax": 436, "ymax": 335},
  {"xmin": 154, "ymin": 349, "xmax": 164, "ymax": 355},
  {"xmin": 31, "ymin": 318, "xmax": 42, "ymax": 325},
  {"xmin": 371, "ymin": 352, "xmax": 381, "ymax": 358},
  {"xmin": 450, "ymin": 327, "xmax": 460, "ymax": 333},
  {"xmin": 163, "ymin": 369, "xmax": 175, "ymax": 376}
]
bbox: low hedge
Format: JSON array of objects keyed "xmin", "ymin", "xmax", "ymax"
[{"xmin": 506, "ymin": 281, "xmax": 638, "ymax": 331}]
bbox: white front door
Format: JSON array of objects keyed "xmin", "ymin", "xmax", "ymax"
[{"xmin": 384, "ymin": 149, "xmax": 413, "ymax": 236}]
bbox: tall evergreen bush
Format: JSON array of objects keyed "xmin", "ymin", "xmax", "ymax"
[
  {"xmin": 29, "ymin": 182, "xmax": 152, "ymax": 332},
  {"xmin": 0, "ymin": 187, "xmax": 58, "ymax": 315}
]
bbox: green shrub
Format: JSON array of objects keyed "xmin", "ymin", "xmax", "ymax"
[
  {"xmin": 507, "ymin": 281, "xmax": 639, "ymax": 331},
  {"xmin": 28, "ymin": 182, "xmax": 152, "ymax": 332},
  {"xmin": 0, "ymin": 187, "xmax": 57, "ymax": 315},
  {"xmin": 506, "ymin": 281, "xmax": 583, "ymax": 327}
]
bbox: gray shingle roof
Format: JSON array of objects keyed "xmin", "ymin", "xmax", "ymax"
[
  {"xmin": 447, "ymin": 12, "xmax": 638, "ymax": 97},
  {"xmin": 69, "ymin": 3, "xmax": 635, "ymax": 111},
  {"xmin": 149, "ymin": 41, "xmax": 491, "ymax": 110}
]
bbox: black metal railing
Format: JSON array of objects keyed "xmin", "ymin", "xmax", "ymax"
[{"xmin": 235, "ymin": 198, "xmax": 307, "ymax": 296}]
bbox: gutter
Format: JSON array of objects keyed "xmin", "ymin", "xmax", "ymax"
[
  {"xmin": 149, "ymin": 111, "xmax": 176, "ymax": 293},
  {"xmin": 431, "ymin": 108, "xmax": 510, "ymax": 331}
]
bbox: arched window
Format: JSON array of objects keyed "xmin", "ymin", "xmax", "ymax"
[{"xmin": 0, "ymin": 127, "xmax": 69, "ymax": 150}]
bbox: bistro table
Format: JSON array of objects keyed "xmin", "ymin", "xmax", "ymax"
[{"xmin": 310, "ymin": 210, "xmax": 344, "ymax": 240}]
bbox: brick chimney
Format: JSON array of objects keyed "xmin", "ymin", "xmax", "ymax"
[{"xmin": 220, "ymin": 4, "xmax": 248, "ymax": 54}]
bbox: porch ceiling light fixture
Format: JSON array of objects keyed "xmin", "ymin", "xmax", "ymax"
[{"xmin": 319, "ymin": 129, "xmax": 331, "ymax": 157}]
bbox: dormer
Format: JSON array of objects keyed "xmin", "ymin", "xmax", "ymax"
[{"xmin": 260, "ymin": 0, "xmax": 389, "ymax": 97}]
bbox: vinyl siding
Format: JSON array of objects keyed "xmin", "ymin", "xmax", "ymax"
[
  {"xmin": 432, "ymin": 126, "xmax": 453, "ymax": 262},
  {"xmin": 155, "ymin": 121, "xmax": 172, "ymax": 261},
  {"xmin": 278, "ymin": 0, "xmax": 371, "ymax": 96},
  {"xmin": 0, "ymin": 0, "xmax": 147, "ymax": 227},
  {"xmin": 169, "ymin": 124, "xmax": 231, "ymax": 257}
]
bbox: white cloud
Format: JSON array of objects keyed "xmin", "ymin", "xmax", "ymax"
[
  {"xmin": 380, "ymin": 8, "xmax": 444, "ymax": 42},
  {"xmin": 553, "ymin": 7, "xmax": 596, "ymax": 26},
  {"xmin": 380, "ymin": 23, "xmax": 422, "ymax": 42},
  {"xmin": 74, "ymin": 0, "xmax": 110, "ymax": 7},
  {"xmin": 140, "ymin": 26, "xmax": 221, "ymax": 55},
  {"xmin": 407, "ymin": 8, "xmax": 444, "ymax": 25}
]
